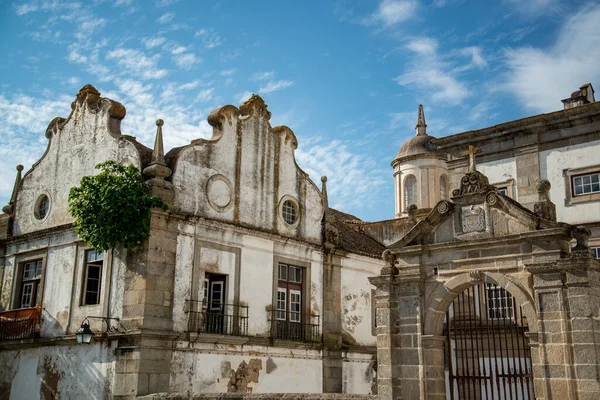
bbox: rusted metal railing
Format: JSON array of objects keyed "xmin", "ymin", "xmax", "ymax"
[{"xmin": 0, "ymin": 307, "xmax": 41, "ymax": 340}]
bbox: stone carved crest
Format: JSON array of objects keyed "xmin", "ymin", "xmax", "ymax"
[
  {"xmin": 452, "ymin": 171, "xmax": 495, "ymax": 197},
  {"xmin": 462, "ymin": 205, "xmax": 485, "ymax": 233}
]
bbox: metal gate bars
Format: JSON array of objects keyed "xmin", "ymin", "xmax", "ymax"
[{"xmin": 443, "ymin": 283, "xmax": 534, "ymax": 399}]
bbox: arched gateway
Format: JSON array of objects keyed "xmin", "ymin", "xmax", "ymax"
[{"xmin": 369, "ymin": 164, "xmax": 600, "ymax": 400}]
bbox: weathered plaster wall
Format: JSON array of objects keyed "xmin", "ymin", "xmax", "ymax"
[
  {"xmin": 342, "ymin": 354, "xmax": 377, "ymax": 395},
  {"xmin": 540, "ymin": 139, "xmax": 600, "ymax": 224},
  {"xmin": 477, "ymin": 159, "xmax": 517, "ymax": 196},
  {"xmin": 170, "ymin": 99, "xmax": 323, "ymax": 245},
  {"xmin": 340, "ymin": 255, "xmax": 381, "ymax": 346},
  {"xmin": 0, "ymin": 343, "xmax": 114, "ymax": 400},
  {"xmin": 168, "ymin": 343, "xmax": 323, "ymax": 394},
  {"xmin": 172, "ymin": 219, "xmax": 323, "ymax": 337},
  {"xmin": 13, "ymin": 88, "xmax": 142, "ymax": 236}
]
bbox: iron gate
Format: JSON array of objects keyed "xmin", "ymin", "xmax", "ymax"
[{"xmin": 443, "ymin": 283, "xmax": 534, "ymax": 399}]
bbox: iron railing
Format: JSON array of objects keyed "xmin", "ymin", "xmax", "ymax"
[
  {"xmin": 185, "ymin": 300, "xmax": 248, "ymax": 336},
  {"xmin": 0, "ymin": 307, "xmax": 41, "ymax": 340},
  {"xmin": 269, "ymin": 311, "xmax": 320, "ymax": 343}
]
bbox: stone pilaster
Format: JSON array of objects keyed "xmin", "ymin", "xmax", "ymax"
[
  {"xmin": 114, "ymin": 210, "xmax": 178, "ymax": 398},
  {"xmin": 368, "ymin": 273, "xmax": 402, "ymax": 400},
  {"xmin": 322, "ymin": 251, "xmax": 343, "ymax": 393},
  {"xmin": 421, "ymin": 335, "xmax": 446, "ymax": 400},
  {"xmin": 527, "ymin": 228, "xmax": 600, "ymax": 400}
]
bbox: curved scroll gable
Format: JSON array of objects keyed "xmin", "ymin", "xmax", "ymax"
[
  {"xmin": 207, "ymin": 105, "xmax": 240, "ymax": 141},
  {"xmin": 12, "ymin": 85, "xmax": 142, "ymax": 236},
  {"xmin": 239, "ymin": 94, "xmax": 271, "ymax": 120},
  {"xmin": 272, "ymin": 126, "xmax": 298, "ymax": 150}
]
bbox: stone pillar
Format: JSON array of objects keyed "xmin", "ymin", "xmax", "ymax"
[
  {"xmin": 322, "ymin": 252, "xmax": 343, "ymax": 393},
  {"xmin": 422, "ymin": 335, "xmax": 446, "ymax": 400},
  {"xmin": 369, "ymin": 273, "xmax": 401, "ymax": 400},
  {"xmin": 113, "ymin": 210, "xmax": 178, "ymax": 399},
  {"xmin": 527, "ymin": 227, "xmax": 600, "ymax": 400},
  {"xmin": 395, "ymin": 279, "xmax": 425, "ymax": 400}
]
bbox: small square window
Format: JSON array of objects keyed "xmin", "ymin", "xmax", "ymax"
[
  {"xmin": 278, "ymin": 264, "xmax": 287, "ymax": 281},
  {"xmin": 282, "ymin": 200, "xmax": 297, "ymax": 225},
  {"xmin": 572, "ymin": 172, "xmax": 600, "ymax": 196},
  {"xmin": 592, "ymin": 247, "xmax": 600, "ymax": 260}
]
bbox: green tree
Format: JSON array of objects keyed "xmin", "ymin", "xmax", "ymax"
[{"xmin": 68, "ymin": 161, "xmax": 167, "ymax": 251}]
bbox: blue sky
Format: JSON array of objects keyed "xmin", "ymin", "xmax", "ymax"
[{"xmin": 1, "ymin": 0, "xmax": 598, "ymax": 222}]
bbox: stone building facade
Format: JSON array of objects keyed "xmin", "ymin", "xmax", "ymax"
[
  {"xmin": 0, "ymin": 82, "xmax": 599, "ymax": 400},
  {"xmin": 0, "ymin": 85, "xmax": 383, "ymax": 399},
  {"xmin": 368, "ymin": 83, "xmax": 600, "ymax": 399}
]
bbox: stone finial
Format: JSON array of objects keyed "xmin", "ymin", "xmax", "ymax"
[
  {"xmin": 151, "ymin": 119, "xmax": 166, "ymax": 166},
  {"xmin": 239, "ymin": 94, "xmax": 271, "ymax": 120},
  {"xmin": 143, "ymin": 119, "xmax": 172, "ymax": 181},
  {"xmin": 534, "ymin": 179, "xmax": 556, "ymax": 221},
  {"xmin": 573, "ymin": 226, "xmax": 591, "ymax": 251},
  {"xmin": 461, "ymin": 145, "xmax": 481, "ymax": 172},
  {"xmin": 2, "ymin": 165, "xmax": 24, "ymax": 216},
  {"xmin": 321, "ymin": 176, "xmax": 329, "ymax": 211},
  {"xmin": 536, "ymin": 179, "xmax": 551, "ymax": 202},
  {"xmin": 570, "ymin": 226, "xmax": 592, "ymax": 259},
  {"xmin": 415, "ymin": 104, "xmax": 427, "ymax": 136}
]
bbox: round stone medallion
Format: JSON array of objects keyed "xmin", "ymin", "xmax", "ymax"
[{"xmin": 206, "ymin": 175, "xmax": 233, "ymax": 212}]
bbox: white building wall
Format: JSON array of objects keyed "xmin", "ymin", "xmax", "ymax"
[
  {"xmin": 540, "ymin": 140, "xmax": 600, "ymax": 225},
  {"xmin": 477, "ymin": 159, "xmax": 517, "ymax": 197},
  {"xmin": 340, "ymin": 255, "xmax": 381, "ymax": 347}
]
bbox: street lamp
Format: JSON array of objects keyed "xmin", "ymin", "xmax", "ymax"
[
  {"xmin": 75, "ymin": 316, "xmax": 123, "ymax": 344},
  {"xmin": 76, "ymin": 319, "xmax": 94, "ymax": 344}
]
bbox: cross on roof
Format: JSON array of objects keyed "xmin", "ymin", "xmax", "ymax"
[{"xmin": 461, "ymin": 145, "xmax": 481, "ymax": 172}]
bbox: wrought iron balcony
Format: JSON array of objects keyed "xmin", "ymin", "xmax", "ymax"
[
  {"xmin": 0, "ymin": 307, "xmax": 41, "ymax": 340},
  {"xmin": 269, "ymin": 311, "xmax": 320, "ymax": 343},
  {"xmin": 185, "ymin": 300, "xmax": 248, "ymax": 336}
]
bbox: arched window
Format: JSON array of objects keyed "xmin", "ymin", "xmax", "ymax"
[
  {"xmin": 404, "ymin": 175, "xmax": 417, "ymax": 210},
  {"xmin": 440, "ymin": 175, "xmax": 448, "ymax": 200}
]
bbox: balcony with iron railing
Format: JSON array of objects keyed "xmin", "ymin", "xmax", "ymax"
[
  {"xmin": 185, "ymin": 300, "xmax": 249, "ymax": 336},
  {"xmin": 269, "ymin": 311, "xmax": 321, "ymax": 343},
  {"xmin": 0, "ymin": 307, "xmax": 41, "ymax": 340}
]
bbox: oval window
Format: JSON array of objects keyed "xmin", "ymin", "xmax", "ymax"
[
  {"xmin": 35, "ymin": 195, "xmax": 50, "ymax": 220},
  {"xmin": 282, "ymin": 200, "xmax": 297, "ymax": 225}
]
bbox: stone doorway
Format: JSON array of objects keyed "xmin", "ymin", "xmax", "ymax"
[{"xmin": 443, "ymin": 283, "xmax": 534, "ymax": 400}]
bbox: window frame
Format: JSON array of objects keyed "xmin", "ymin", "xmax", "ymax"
[
  {"xmin": 571, "ymin": 171, "xmax": 600, "ymax": 197},
  {"xmin": 491, "ymin": 178, "xmax": 515, "ymax": 199},
  {"xmin": 404, "ymin": 174, "xmax": 417, "ymax": 211},
  {"xmin": 485, "ymin": 283, "xmax": 514, "ymax": 320},
  {"xmin": 277, "ymin": 263, "xmax": 304, "ymax": 324},
  {"xmin": 591, "ymin": 246, "xmax": 600, "ymax": 260},
  {"xmin": 278, "ymin": 195, "xmax": 301, "ymax": 229},
  {"xmin": 563, "ymin": 165, "xmax": 600, "ymax": 206},
  {"xmin": 81, "ymin": 249, "xmax": 104, "ymax": 306},
  {"xmin": 12, "ymin": 254, "xmax": 47, "ymax": 310}
]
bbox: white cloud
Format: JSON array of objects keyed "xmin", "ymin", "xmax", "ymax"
[
  {"xmin": 236, "ymin": 91, "xmax": 253, "ymax": 104},
  {"xmin": 195, "ymin": 88, "xmax": 214, "ymax": 103},
  {"xmin": 106, "ymin": 48, "xmax": 168, "ymax": 80},
  {"xmin": 253, "ymin": 71, "xmax": 275, "ymax": 81},
  {"xmin": 405, "ymin": 37, "xmax": 437, "ymax": 55},
  {"xmin": 179, "ymin": 81, "xmax": 201, "ymax": 91},
  {"xmin": 503, "ymin": 4, "xmax": 600, "ymax": 113},
  {"xmin": 14, "ymin": 3, "xmax": 38, "ymax": 15},
  {"xmin": 295, "ymin": 137, "xmax": 387, "ymax": 212},
  {"xmin": 365, "ymin": 0, "xmax": 418, "ymax": 27},
  {"xmin": 220, "ymin": 69, "xmax": 236, "ymax": 76},
  {"xmin": 460, "ymin": 46, "xmax": 487, "ymax": 67},
  {"xmin": 68, "ymin": 77, "xmax": 80, "ymax": 86},
  {"xmin": 142, "ymin": 36, "xmax": 166, "ymax": 49},
  {"xmin": 395, "ymin": 37, "xmax": 470, "ymax": 102},
  {"xmin": 156, "ymin": 0, "xmax": 179, "ymax": 6},
  {"xmin": 170, "ymin": 45, "xmax": 187, "ymax": 55},
  {"xmin": 195, "ymin": 28, "xmax": 222, "ymax": 49},
  {"xmin": 504, "ymin": 0, "xmax": 559, "ymax": 15},
  {"xmin": 173, "ymin": 53, "xmax": 201, "ymax": 70},
  {"xmin": 259, "ymin": 80, "xmax": 293, "ymax": 94},
  {"xmin": 157, "ymin": 12, "xmax": 174, "ymax": 24}
]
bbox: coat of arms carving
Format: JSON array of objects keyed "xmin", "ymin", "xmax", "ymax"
[{"xmin": 462, "ymin": 206, "xmax": 485, "ymax": 233}]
